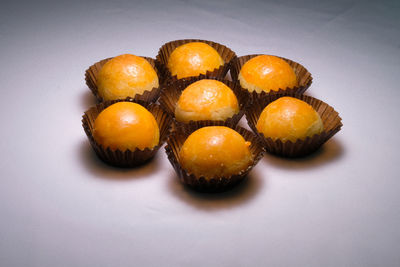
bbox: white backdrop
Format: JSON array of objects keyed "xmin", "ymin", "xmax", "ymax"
[{"xmin": 1, "ymin": 0, "xmax": 399, "ymax": 266}]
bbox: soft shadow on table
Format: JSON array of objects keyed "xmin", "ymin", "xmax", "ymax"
[
  {"xmin": 78, "ymin": 140, "xmax": 160, "ymax": 180},
  {"xmin": 81, "ymin": 89, "xmax": 97, "ymax": 110},
  {"xmin": 166, "ymin": 167, "xmax": 265, "ymax": 211},
  {"xmin": 264, "ymin": 138, "xmax": 344, "ymax": 170}
]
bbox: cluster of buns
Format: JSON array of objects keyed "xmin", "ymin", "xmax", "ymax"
[{"xmin": 83, "ymin": 39, "xmax": 340, "ymax": 191}]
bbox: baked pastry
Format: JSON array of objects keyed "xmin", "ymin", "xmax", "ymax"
[
  {"xmin": 239, "ymin": 55, "xmax": 298, "ymax": 93},
  {"xmin": 179, "ymin": 126, "xmax": 252, "ymax": 179},
  {"xmin": 93, "ymin": 102, "xmax": 159, "ymax": 151},
  {"xmin": 97, "ymin": 54, "xmax": 159, "ymax": 101},
  {"xmin": 167, "ymin": 42, "xmax": 224, "ymax": 79},
  {"xmin": 174, "ymin": 79, "xmax": 239, "ymax": 123},
  {"xmin": 256, "ymin": 96, "xmax": 323, "ymax": 142}
]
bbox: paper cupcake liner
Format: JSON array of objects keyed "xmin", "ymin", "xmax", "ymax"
[
  {"xmin": 82, "ymin": 98, "xmax": 172, "ymax": 167},
  {"xmin": 164, "ymin": 126, "xmax": 265, "ymax": 192},
  {"xmin": 85, "ymin": 56, "xmax": 167, "ymax": 103},
  {"xmin": 230, "ymin": 54, "xmax": 313, "ymax": 99},
  {"xmin": 246, "ymin": 93, "xmax": 342, "ymax": 157},
  {"xmin": 159, "ymin": 76, "xmax": 249, "ymax": 131},
  {"xmin": 155, "ymin": 39, "xmax": 237, "ymax": 84}
]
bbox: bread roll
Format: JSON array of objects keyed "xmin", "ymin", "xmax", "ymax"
[
  {"xmin": 239, "ymin": 55, "xmax": 298, "ymax": 93},
  {"xmin": 97, "ymin": 54, "xmax": 159, "ymax": 101},
  {"xmin": 167, "ymin": 42, "xmax": 224, "ymax": 79},
  {"xmin": 179, "ymin": 126, "xmax": 252, "ymax": 179},
  {"xmin": 93, "ymin": 102, "xmax": 159, "ymax": 151},
  {"xmin": 175, "ymin": 79, "xmax": 239, "ymax": 123},
  {"xmin": 256, "ymin": 97, "xmax": 323, "ymax": 142}
]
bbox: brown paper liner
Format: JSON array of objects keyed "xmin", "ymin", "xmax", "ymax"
[
  {"xmin": 85, "ymin": 56, "xmax": 168, "ymax": 103},
  {"xmin": 158, "ymin": 76, "xmax": 249, "ymax": 131},
  {"xmin": 155, "ymin": 39, "xmax": 237, "ymax": 84},
  {"xmin": 82, "ymin": 98, "xmax": 172, "ymax": 167},
  {"xmin": 165, "ymin": 126, "xmax": 265, "ymax": 192},
  {"xmin": 230, "ymin": 54, "xmax": 313, "ymax": 99},
  {"xmin": 246, "ymin": 93, "xmax": 342, "ymax": 157}
]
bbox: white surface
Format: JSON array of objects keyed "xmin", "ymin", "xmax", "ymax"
[{"xmin": 1, "ymin": 0, "xmax": 400, "ymax": 266}]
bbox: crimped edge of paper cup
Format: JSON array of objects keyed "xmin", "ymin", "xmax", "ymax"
[
  {"xmin": 230, "ymin": 54, "xmax": 313, "ymax": 98},
  {"xmin": 82, "ymin": 98, "xmax": 172, "ymax": 167},
  {"xmin": 246, "ymin": 93, "xmax": 342, "ymax": 157},
  {"xmin": 84, "ymin": 56, "xmax": 166, "ymax": 103},
  {"xmin": 164, "ymin": 125, "xmax": 265, "ymax": 192},
  {"xmin": 156, "ymin": 39, "xmax": 237, "ymax": 84},
  {"xmin": 159, "ymin": 76, "xmax": 248, "ymax": 131}
]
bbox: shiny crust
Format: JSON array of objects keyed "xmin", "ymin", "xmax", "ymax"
[
  {"xmin": 256, "ymin": 97, "xmax": 323, "ymax": 142},
  {"xmin": 159, "ymin": 76, "xmax": 248, "ymax": 131},
  {"xmin": 179, "ymin": 126, "xmax": 253, "ymax": 180},
  {"xmin": 97, "ymin": 54, "xmax": 159, "ymax": 101},
  {"xmin": 156, "ymin": 39, "xmax": 236, "ymax": 84},
  {"xmin": 238, "ymin": 55, "xmax": 298, "ymax": 93},
  {"xmin": 174, "ymin": 79, "xmax": 239, "ymax": 123},
  {"xmin": 167, "ymin": 42, "xmax": 224, "ymax": 79},
  {"xmin": 93, "ymin": 102, "xmax": 159, "ymax": 151},
  {"xmin": 230, "ymin": 55, "xmax": 312, "ymax": 99},
  {"xmin": 165, "ymin": 125, "xmax": 265, "ymax": 192},
  {"xmin": 246, "ymin": 93, "xmax": 342, "ymax": 157},
  {"xmin": 82, "ymin": 99, "xmax": 172, "ymax": 167},
  {"xmin": 85, "ymin": 56, "xmax": 166, "ymax": 103}
]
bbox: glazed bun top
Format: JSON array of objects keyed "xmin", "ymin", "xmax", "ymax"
[
  {"xmin": 93, "ymin": 102, "xmax": 159, "ymax": 151},
  {"xmin": 239, "ymin": 55, "xmax": 298, "ymax": 93},
  {"xmin": 179, "ymin": 126, "xmax": 252, "ymax": 179},
  {"xmin": 256, "ymin": 97, "xmax": 323, "ymax": 142},
  {"xmin": 174, "ymin": 79, "xmax": 239, "ymax": 123},
  {"xmin": 97, "ymin": 54, "xmax": 159, "ymax": 101},
  {"xmin": 167, "ymin": 42, "xmax": 224, "ymax": 79}
]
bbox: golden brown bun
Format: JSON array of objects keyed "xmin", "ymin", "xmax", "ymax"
[
  {"xmin": 239, "ymin": 55, "xmax": 298, "ymax": 93},
  {"xmin": 93, "ymin": 102, "xmax": 159, "ymax": 151},
  {"xmin": 179, "ymin": 126, "xmax": 252, "ymax": 179},
  {"xmin": 174, "ymin": 79, "xmax": 239, "ymax": 123},
  {"xmin": 97, "ymin": 54, "xmax": 159, "ymax": 101},
  {"xmin": 167, "ymin": 42, "xmax": 224, "ymax": 79},
  {"xmin": 256, "ymin": 97, "xmax": 323, "ymax": 142}
]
